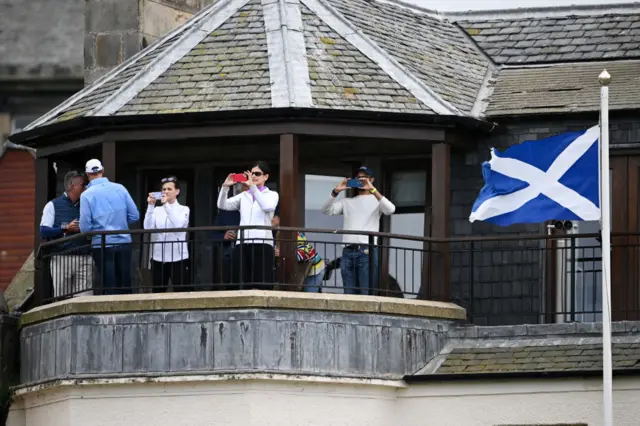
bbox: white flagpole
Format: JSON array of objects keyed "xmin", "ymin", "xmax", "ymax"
[{"xmin": 599, "ymin": 69, "xmax": 613, "ymax": 426}]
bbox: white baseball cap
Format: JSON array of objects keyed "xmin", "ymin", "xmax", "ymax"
[{"xmin": 85, "ymin": 159, "xmax": 104, "ymax": 174}]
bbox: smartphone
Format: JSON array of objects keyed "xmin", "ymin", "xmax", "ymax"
[
  {"xmin": 347, "ymin": 178, "xmax": 363, "ymax": 188},
  {"xmin": 152, "ymin": 191, "xmax": 162, "ymax": 199},
  {"xmin": 232, "ymin": 173, "xmax": 248, "ymax": 183}
]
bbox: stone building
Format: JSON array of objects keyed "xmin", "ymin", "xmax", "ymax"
[{"xmin": 11, "ymin": 0, "xmax": 640, "ymax": 323}]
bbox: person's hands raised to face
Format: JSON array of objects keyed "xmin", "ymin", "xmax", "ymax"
[
  {"xmin": 334, "ymin": 178, "xmax": 348, "ymax": 193},
  {"xmin": 223, "ymin": 174, "xmax": 235, "ymax": 188},
  {"xmin": 242, "ymin": 171, "xmax": 252, "ymax": 188},
  {"xmin": 360, "ymin": 178, "xmax": 375, "ymax": 192}
]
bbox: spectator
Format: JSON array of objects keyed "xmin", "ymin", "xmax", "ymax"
[
  {"xmin": 80, "ymin": 159, "xmax": 139, "ymax": 295},
  {"xmin": 39, "ymin": 171, "xmax": 92, "ymax": 298},
  {"xmin": 322, "ymin": 165, "xmax": 395, "ymax": 295},
  {"xmin": 272, "ymin": 214, "xmax": 325, "ymax": 292},
  {"xmin": 217, "ymin": 161, "xmax": 278, "ymax": 289},
  {"xmin": 144, "ymin": 176, "xmax": 191, "ymax": 292}
]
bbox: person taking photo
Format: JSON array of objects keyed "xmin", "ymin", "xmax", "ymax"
[
  {"xmin": 322, "ymin": 165, "xmax": 395, "ymax": 295},
  {"xmin": 144, "ymin": 176, "xmax": 191, "ymax": 292},
  {"xmin": 217, "ymin": 161, "xmax": 279, "ymax": 289}
]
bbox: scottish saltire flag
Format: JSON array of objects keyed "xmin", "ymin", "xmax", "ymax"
[{"xmin": 469, "ymin": 126, "xmax": 600, "ymax": 226}]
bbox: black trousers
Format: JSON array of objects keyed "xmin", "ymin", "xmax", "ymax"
[
  {"xmin": 230, "ymin": 243, "xmax": 275, "ymax": 290},
  {"xmin": 152, "ymin": 259, "xmax": 191, "ymax": 292}
]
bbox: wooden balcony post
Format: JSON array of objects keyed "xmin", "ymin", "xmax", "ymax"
[
  {"xmin": 278, "ymin": 134, "xmax": 300, "ymax": 289},
  {"xmin": 421, "ymin": 143, "xmax": 451, "ymax": 301},
  {"xmin": 102, "ymin": 141, "xmax": 116, "ymax": 181}
]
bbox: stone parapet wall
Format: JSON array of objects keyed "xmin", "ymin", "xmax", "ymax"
[{"xmin": 18, "ymin": 292, "xmax": 464, "ymax": 385}]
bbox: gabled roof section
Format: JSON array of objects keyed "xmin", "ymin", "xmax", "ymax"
[
  {"xmin": 452, "ymin": 3, "xmax": 640, "ymax": 65},
  {"xmin": 24, "ymin": 0, "xmax": 497, "ymax": 132}
]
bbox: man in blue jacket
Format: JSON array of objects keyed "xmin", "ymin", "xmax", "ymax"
[
  {"xmin": 80, "ymin": 159, "xmax": 140, "ymax": 295},
  {"xmin": 40, "ymin": 171, "xmax": 92, "ymax": 298}
]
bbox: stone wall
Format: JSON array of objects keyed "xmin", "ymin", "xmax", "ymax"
[
  {"xmin": 450, "ymin": 115, "xmax": 640, "ymax": 325},
  {"xmin": 84, "ymin": 0, "xmax": 210, "ymax": 85}
]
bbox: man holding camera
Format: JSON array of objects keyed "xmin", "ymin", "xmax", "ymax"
[{"xmin": 322, "ymin": 165, "xmax": 395, "ymax": 295}]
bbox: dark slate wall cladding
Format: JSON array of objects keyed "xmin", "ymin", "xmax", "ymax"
[
  {"xmin": 450, "ymin": 116, "xmax": 640, "ymax": 326},
  {"xmin": 19, "ymin": 309, "xmax": 454, "ymax": 385}
]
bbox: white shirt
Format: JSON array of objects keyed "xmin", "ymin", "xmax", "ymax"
[
  {"xmin": 143, "ymin": 201, "xmax": 190, "ymax": 262},
  {"xmin": 217, "ymin": 185, "xmax": 279, "ymax": 246},
  {"xmin": 41, "ymin": 201, "xmax": 56, "ymax": 227},
  {"xmin": 322, "ymin": 193, "xmax": 396, "ymax": 245}
]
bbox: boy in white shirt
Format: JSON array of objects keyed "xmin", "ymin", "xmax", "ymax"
[{"xmin": 322, "ymin": 165, "xmax": 395, "ymax": 295}]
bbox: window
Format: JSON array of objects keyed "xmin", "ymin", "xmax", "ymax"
[{"xmin": 390, "ymin": 170, "xmax": 427, "ymax": 208}]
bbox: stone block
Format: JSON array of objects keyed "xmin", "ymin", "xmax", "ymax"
[
  {"xmin": 96, "ymin": 34, "xmax": 124, "ymax": 67},
  {"xmin": 123, "ymin": 31, "xmax": 143, "ymax": 61},
  {"xmin": 154, "ymin": 0, "xmax": 204, "ymax": 14},
  {"xmin": 143, "ymin": 0, "xmax": 193, "ymax": 39},
  {"xmin": 86, "ymin": 0, "xmax": 141, "ymax": 33}
]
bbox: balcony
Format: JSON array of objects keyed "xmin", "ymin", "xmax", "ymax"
[{"xmin": 33, "ymin": 226, "xmax": 640, "ymax": 325}]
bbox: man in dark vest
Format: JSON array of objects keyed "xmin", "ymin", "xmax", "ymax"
[{"xmin": 40, "ymin": 171, "xmax": 93, "ymax": 298}]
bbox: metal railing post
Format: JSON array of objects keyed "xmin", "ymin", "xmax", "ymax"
[
  {"xmin": 239, "ymin": 229, "xmax": 244, "ymax": 288},
  {"xmin": 469, "ymin": 241, "xmax": 475, "ymax": 323},
  {"xmin": 368, "ymin": 234, "xmax": 375, "ymax": 296},
  {"xmin": 100, "ymin": 234, "xmax": 106, "ymax": 295},
  {"xmin": 570, "ymin": 235, "xmax": 576, "ymax": 322}
]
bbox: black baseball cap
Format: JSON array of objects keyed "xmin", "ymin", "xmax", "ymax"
[{"xmin": 357, "ymin": 165, "xmax": 374, "ymax": 178}]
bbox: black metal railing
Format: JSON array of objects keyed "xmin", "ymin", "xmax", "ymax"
[
  {"xmin": 35, "ymin": 228, "xmax": 640, "ymax": 325},
  {"xmin": 35, "ymin": 226, "xmax": 435, "ymax": 303},
  {"xmin": 451, "ymin": 232, "xmax": 640, "ymax": 325}
]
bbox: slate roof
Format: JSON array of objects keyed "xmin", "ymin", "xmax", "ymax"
[
  {"xmin": 301, "ymin": 4, "xmax": 433, "ymax": 113},
  {"xmin": 486, "ymin": 60, "xmax": 640, "ymax": 116},
  {"xmin": 324, "ymin": 0, "xmax": 491, "ymax": 114},
  {"xmin": 24, "ymin": 0, "xmax": 492, "ymax": 132},
  {"xmin": 453, "ymin": 5, "xmax": 640, "ymax": 65},
  {"xmin": 413, "ymin": 322, "xmax": 640, "ymax": 377},
  {"xmin": 119, "ymin": 1, "xmax": 272, "ymax": 114},
  {"xmin": 435, "ymin": 343, "xmax": 640, "ymax": 374},
  {"xmin": 0, "ymin": 0, "xmax": 84, "ymax": 79}
]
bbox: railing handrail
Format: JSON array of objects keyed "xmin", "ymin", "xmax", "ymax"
[{"xmin": 37, "ymin": 225, "xmax": 640, "ymax": 249}]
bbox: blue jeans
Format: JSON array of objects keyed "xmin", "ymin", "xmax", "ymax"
[
  {"xmin": 92, "ymin": 244, "xmax": 133, "ymax": 295},
  {"xmin": 303, "ymin": 272, "xmax": 324, "ymax": 293},
  {"xmin": 340, "ymin": 246, "xmax": 378, "ymax": 295}
]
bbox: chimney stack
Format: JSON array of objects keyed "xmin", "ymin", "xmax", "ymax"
[{"xmin": 84, "ymin": 0, "xmax": 208, "ymax": 85}]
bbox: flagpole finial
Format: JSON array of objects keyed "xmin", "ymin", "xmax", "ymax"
[{"xmin": 599, "ymin": 69, "xmax": 611, "ymax": 86}]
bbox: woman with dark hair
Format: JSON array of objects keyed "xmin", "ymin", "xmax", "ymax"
[
  {"xmin": 144, "ymin": 176, "xmax": 191, "ymax": 292},
  {"xmin": 217, "ymin": 161, "xmax": 279, "ymax": 288}
]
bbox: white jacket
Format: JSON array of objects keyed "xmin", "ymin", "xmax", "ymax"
[
  {"xmin": 217, "ymin": 185, "xmax": 279, "ymax": 246},
  {"xmin": 143, "ymin": 201, "xmax": 190, "ymax": 262}
]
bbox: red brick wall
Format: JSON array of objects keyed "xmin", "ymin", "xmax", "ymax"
[{"xmin": 0, "ymin": 150, "xmax": 35, "ymax": 291}]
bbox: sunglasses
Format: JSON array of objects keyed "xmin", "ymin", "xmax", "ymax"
[
  {"xmin": 252, "ymin": 171, "xmax": 264, "ymax": 177},
  {"xmin": 161, "ymin": 176, "xmax": 177, "ymax": 183}
]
